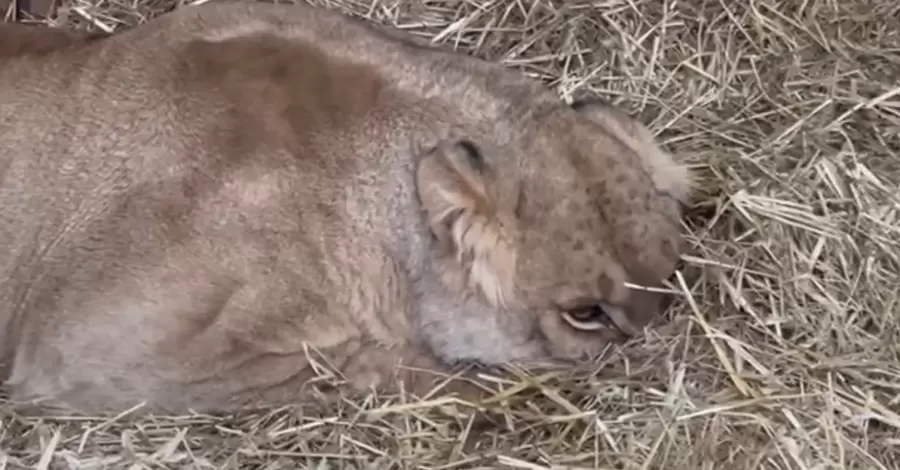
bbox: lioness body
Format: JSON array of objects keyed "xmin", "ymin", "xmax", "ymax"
[{"xmin": 0, "ymin": 2, "xmax": 690, "ymax": 413}]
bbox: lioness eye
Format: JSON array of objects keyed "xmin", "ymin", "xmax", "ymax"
[
  {"xmin": 560, "ymin": 304, "xmax": 618, "ymax": 331},
  {"xmin": 568, "ymin": 305, "xmax": 612, "ymax": 325}
]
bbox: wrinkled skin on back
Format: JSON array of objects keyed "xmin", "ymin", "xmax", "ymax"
[{"xmin": 0, "ymin": 1, "xmax": 692, "ymax": 414}]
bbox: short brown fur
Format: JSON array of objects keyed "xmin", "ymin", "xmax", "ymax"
[{"xmin": 0, "ymin": 1, "xmax": 692, "ymax": 414}]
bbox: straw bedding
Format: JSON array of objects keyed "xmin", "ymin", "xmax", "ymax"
[{"xmin": 2, "ymin": 0, "xmax": 899, "ymax": 468}]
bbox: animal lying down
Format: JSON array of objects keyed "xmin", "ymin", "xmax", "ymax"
[{"xmin": 0, "ymin": 1, "xmax": 692, "ymax": 414}]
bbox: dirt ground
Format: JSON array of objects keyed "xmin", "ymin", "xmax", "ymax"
[{"xmin": 2, "ymin": 0, "xmax": 899, "ymax": 469}]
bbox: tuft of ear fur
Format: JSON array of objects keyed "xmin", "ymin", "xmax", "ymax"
[
  {"xmin": 415, "ymin": 140, "xmax": 517, "ymax": 309},
  {"xmin": 571, "ymin": 98, "xmax": 693, "ymax": 204}
]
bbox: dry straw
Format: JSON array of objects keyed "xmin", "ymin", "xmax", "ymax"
[{"xmin": 2, "ymin": 0, "xmax": 899, "ymax": 468}]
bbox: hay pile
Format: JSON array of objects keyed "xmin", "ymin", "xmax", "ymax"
[{"xmin": 2, "ymin": 0, "xmax": 899, "ymax": 468}]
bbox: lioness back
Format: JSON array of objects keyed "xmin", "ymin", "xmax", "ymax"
[{"xmin": 0, "ymin": 1, "xmax": 691, "ymax": 413}]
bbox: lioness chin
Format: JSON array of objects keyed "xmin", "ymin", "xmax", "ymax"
[{"xmin": 0, "ymin": 1, "xmax": 691, "ymax": 414}]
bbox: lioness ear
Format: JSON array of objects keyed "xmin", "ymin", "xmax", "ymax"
[
  {"xmin": 0, "ymin": 23, "xmax": 109, "ymax": 59},
  {"xmin": 570, "ymin": 98, "xmax": 693, "ymax": 204},
  {"xmin": 415, "ymin": 139, "xmax": 517, "ymax": 308}
]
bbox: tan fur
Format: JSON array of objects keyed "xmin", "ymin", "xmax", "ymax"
[{"xmin": 0, "ymin": 1, "xmax": 692, "ymax": 414}]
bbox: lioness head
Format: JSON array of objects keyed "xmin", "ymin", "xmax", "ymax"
[{"xmin": 416, "ymin": 98, "xmax": 691, "ymax": 363}]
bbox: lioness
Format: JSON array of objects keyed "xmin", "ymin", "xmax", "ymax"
[{"xmin": 0, "ymin": 1, "xmax": 691, "ymax": 414}]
